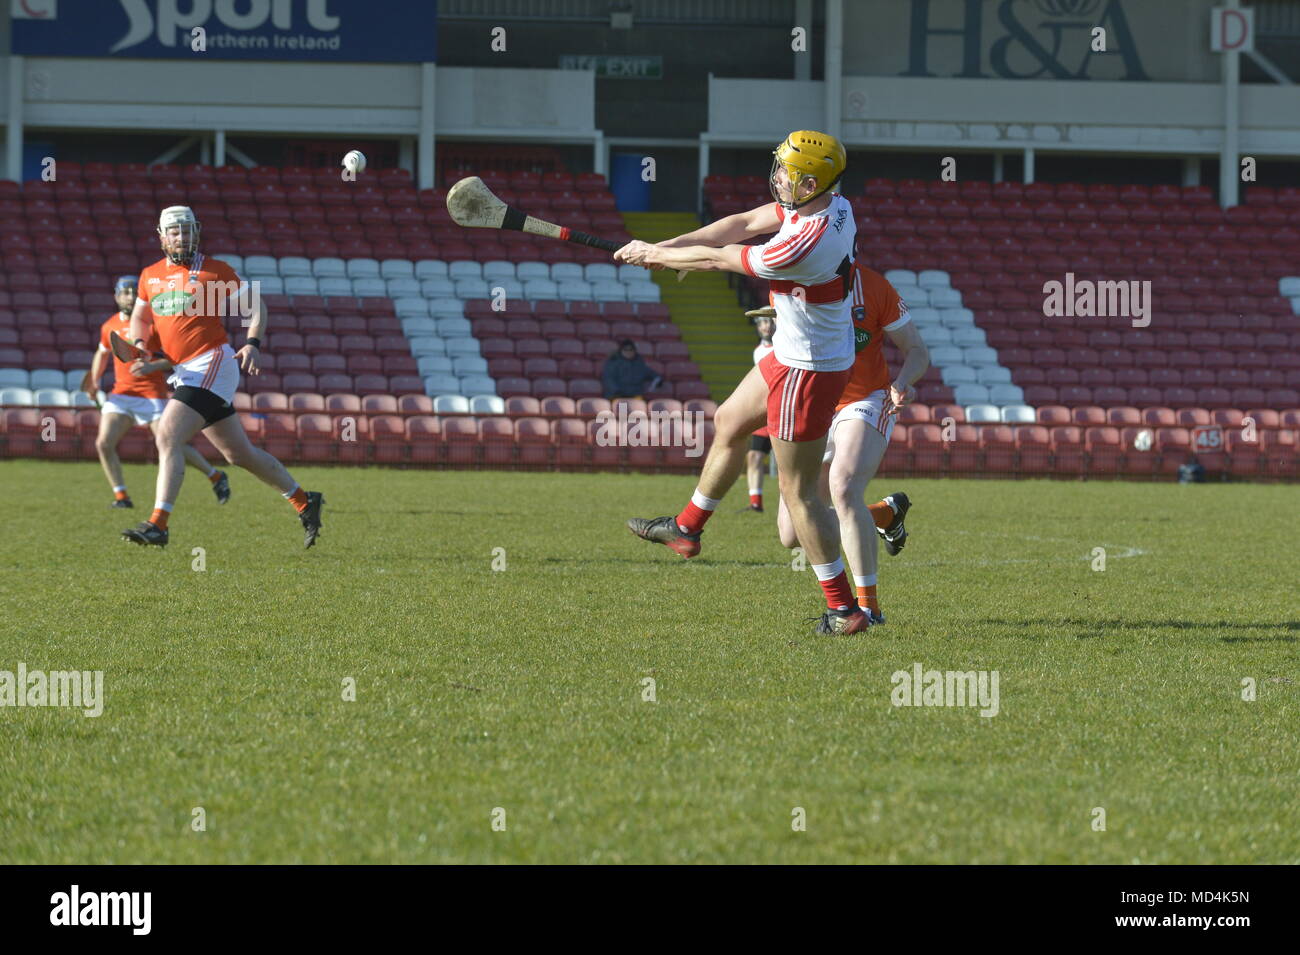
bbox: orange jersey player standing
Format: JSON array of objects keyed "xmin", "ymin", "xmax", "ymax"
[
  {"xmin": 776, "ymin": 262, "xmax": 930, "ymax": 623},
  {"xmin": 119, "ymin": 205, "xmax": 323, "ymax": 549},
  {"xmin": 84, "ymin": 275, "xmax": 230, "ymax": 509}
]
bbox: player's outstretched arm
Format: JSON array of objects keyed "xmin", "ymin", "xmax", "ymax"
[
  {"xmin": 658, "ymin": 203, "xmax": 784, "ymax": 250},
  {"xmin": 615, "ymin": 241, "xmax": 748, "ymax": 275}
]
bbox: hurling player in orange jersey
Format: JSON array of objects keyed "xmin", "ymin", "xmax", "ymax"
[
  {"xmin": 120, "ymin": 206, "xmax": 323, "ymax": 548},
  {"xmin": 86, "ymin": 276, "xmax": 230, "ymax": 510},
  {"xmin": 776, "ymin": 261, "xmax": 929, "ymax": 623}
]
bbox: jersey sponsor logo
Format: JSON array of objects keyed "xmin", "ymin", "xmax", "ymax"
[
  {"xmin": 854, "ymin": 326, "xmax": 872, "ymax": 351},
  {"xmin": 149, "ymin": 288, "xmax": 193, "ymax": 316},
  {"xmin": 831, "ymin": 205, "xmax": 849, "ymax": 233}
]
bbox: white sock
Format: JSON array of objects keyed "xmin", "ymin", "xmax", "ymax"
[
  {"xmin": 748, "ymin": 487, "xmax": 762, "ymax": 496},
  {"xmin": 691, "ymin": 489, "xmax": 720, "ymax": 511},
  {"xmin": 854, "ymin": 573, "xmax": 877, "ymax": 588},
  {"xmin": 154, "ymin": 500, "xmax": 173, "ymax": 512},
  {"xmin": 811, "ymin": 558, "xmax": 845, "ymax": 582},
  {"xmin": 112, "ymin": 485, "xmax": 127, "ymax": 493},
  {"xmin": 281, "ymin": 483, "xmax": 301, "ymax": 499}
]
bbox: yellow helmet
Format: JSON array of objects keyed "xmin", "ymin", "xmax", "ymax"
[{"xmin": 770, "ymin": 130, "xmax": 846, "ymax": 209}]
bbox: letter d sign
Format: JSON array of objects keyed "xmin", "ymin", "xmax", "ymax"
[{"xmin": 1211, "ymin": 7, "xmax": 1254, "ymax": 52}]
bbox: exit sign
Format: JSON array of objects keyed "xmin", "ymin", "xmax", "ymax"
[{"xmin": 559, "ymin": 55, "xmax": 662, "ymax": 79}]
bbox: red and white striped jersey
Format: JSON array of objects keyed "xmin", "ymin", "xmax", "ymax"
[{"xmin": 740, "ymin": 194, "xmax": 857, "ymax": 372}]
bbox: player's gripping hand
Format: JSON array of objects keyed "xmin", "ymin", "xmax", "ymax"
[
  {"xmin": 236, "ymin": 344, "xmax": 260, "ymax": 375},
  {"xmin": 614, "ymin": 239, "xmax": 657, "ymax": 267},
  {"xmin": 888, "ymin": 382, "xmax": 916, "ymax": 414}
]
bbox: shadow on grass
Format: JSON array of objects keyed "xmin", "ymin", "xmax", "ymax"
[{"xmin": 979, "ymin": 618, "xmax": 1299, "ymax": 642}]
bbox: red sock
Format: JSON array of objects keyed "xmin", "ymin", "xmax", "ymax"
[
  {"xmin": 749, "ymin": 493, "xmax": 762, "ymax": 508},
  {"xmin": 287, "ymin": 487, "xmax": 309, "ymax": 514},
  {"xmin": 819, "ymin": 571, "xmax": 855, "ymax": 611},
  {"xmin": 675, "ymin": 498, "xmax": 716, "ymax": 535},
  {"xmin": 149, "ymin": 508, "xmax": 169, "ymax": 530}
]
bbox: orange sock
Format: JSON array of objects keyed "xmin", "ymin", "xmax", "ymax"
[
  {"xmin": 868, "ymin": 499, "xmax": 895, "ymax": 530},
  {"xmin": 856, "ymin": 585, "xmax": 879, "ymax": 614},
  {"xmin": 287, "ymin": 487, "xmax": 309, "ymax": 513},
  {"xmin": 207, "ymin": 469, "xmax": 221, "ymax": 483},
  {"xmin": 149, "ymin": 508, "xmax": 169, "ymax": 530},
  {"xmin": 114, "ymin": 489, "xmax": 129, "ymax": 501}
]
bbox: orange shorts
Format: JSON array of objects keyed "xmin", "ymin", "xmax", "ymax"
[{"xmin": 758, "ymin": 351, "xmax": 851, "ymax": 443}]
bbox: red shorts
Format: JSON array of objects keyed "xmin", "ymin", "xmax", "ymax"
[
  {"xmin": 753, "ymin": 425, "xmax": 770, "ymax": 438},
  {"xmin": 758, "ymin": 351, "xmax": 851, "ymax": 442}
]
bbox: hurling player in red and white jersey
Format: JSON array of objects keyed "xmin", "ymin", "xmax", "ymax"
[
  {"xmin": 776, "ymin": 262, "xmax": 930, "ymax": 624},
  {"xmin": 618, "ymin": 130, "xmax": 870, "ymax": 635},
  {"xmin": 744, "ymin": 306, "xmax": 776, "ymax": 512}
]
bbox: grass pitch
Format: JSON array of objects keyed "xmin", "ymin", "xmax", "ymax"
[{"xmin": 0, "ymin": 459, "xmax": 1296, "ymax": 864}]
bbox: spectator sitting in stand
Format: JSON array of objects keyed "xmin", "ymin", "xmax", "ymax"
[{"xmin": 602, "ymin": 339, "xmax": 663, "ymax": 399}]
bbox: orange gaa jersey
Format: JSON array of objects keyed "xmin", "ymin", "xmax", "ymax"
[
  {"xmin": 836, "ymin": 263, "xmax": 910, "ymax": 412},
  {"xmin": 137, "ymin": 254, "xmax": 240, "ymax": 366},
  {"xmin": 99, "ymin": 312, "xmax": 169, "ymax": 399}
]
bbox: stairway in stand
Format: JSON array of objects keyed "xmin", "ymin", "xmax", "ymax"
[{"xmin": 621, "ymin": 211, "xmax": 757, "ymax": 401}]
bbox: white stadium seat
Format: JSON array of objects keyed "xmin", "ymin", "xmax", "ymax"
[
  {"xmin": 414, "ymin": 260, "xmax": 449, "ymax": 280},
  {"xmin": 433, "ymin": 394, "xmax": 470, "ymax": 414},
  {"xmin": 436, "ymin": 318, "xmax": 472, "ymax": 338},
  {"xmin": 1277, "ymin": 276, "xmax": 1300, "ymax": 297},
  {"xmin": 617, "ymin": 264, "xmax": 649, "ymax": 284},
  {"xmin": 444, "ymin": 335, "xmax": 481, "ymax": 356},
  {"xmin": 522, "ymin": 279, "xmax": 559, "ymax": 300},
  {"xmin": 939, "ymin": 307, "xmax": 976, "ymax": 328},
  {"xmin": 71, "ymin": 392, "xmax": 98, "ymax": 408},
  {"xmin": 988, "ymin": 384, "xmax": 1026, "ymax": 405},
  {"xmin": 458, "ymin": 375, "xmax": 496, "ymax": 396},
  {"xmin": 221, "ymin": 254, "xmax": 244, "ymax": 271},
  {"xmin": 448, "ymin": 260, "xmax": 482, "ymax": 281},
  {"xmin": 950, "ymin": 326, "xmax": 987, "ymax": 347},
  {"xmin": 417, "ymin": 355, "xmax": 454, "ymax": 376},
  {"xmin": 893, "ymin": 284, "xmax": 925, "ymax": 306},
  {"xmin": 885, "ymin": 269, "xmax": 917, "ymax": 287},
  {"xmin": 489, "ymin": 278, "xmax": 524, "ymax": 300},
  {"xmin": 63, "ymin": 370, "xmax": 84, "ymax": 390},
  {"xmin": 929, "ymin": 288, "xmax": 963, "ymax": 308},
  {"xmin": 284, "ymin": 276, "xmax": 319, "ymax": 296},
  {"xmin": 419, "ymin": 278, "xmax": 456, "ymax": 298},
  {"xmin": 452, "ymin": 356, "xmax": 488, "ymax": 377},
  {"xmin": 975, "ymin": 365, "xmax": 1012, "ymax": 385},
  {"xmin": 557, "ymin": 280, "xmax": 593, "ymax": 301},
  {"xmin": 928, "ymin": 345, "xmax": 965, "ymax": 366},
  {"xmin": 408, "ymin": 337, "xmax": 446, "ymax": 358},
  {"xmin": 429, "ymin": 299, "xmax": 465, "ymax": 319},
  {"xmin": 394, "ymin": 298, "xmax": 430, "ymax": 318},
  {"xmin": 469, "ymin": 395, "xmax": 505, "ymax": 414},
  {"xmin": 243, "ymin": 255, "xmax": 277, "ymax": 277},
  {"xmin": 940, "ymin": 366, "xmax": 977, "ymax": 386},
  {"xmin": 516, "ymin": 262, "xmax": 550, "ymax": 282},
  {"xmin": 30, "ymin": 369, "xmax": 66, "ymax": 389},
  {"xmin": 422, "ymin": 374, "xmax": 461, "ymax": 396},
  {"xmin": 278, "ymin": 256, "xmax": 313, "ymax": 277},
  {"xmin": 585, "ymin": 263, "xmax": 618, "ymax": 283},
  {"xmin": 963, "ymin": 346, "xmax": 1000, "ymax": 366},
  {"xmin": 312, "ymin": 258, "xmax": 347, "ymax": 277},
  {"xmin": 385, "ymin": 278, "xmax": 421, "ymax": 298},
  {"xmin": 965, "ymin": 403, "xmax": 1001, "ymax": 423},
  {"xmin": 551, "ymin": 263, "xmax": 584, "ymax": 282},
  {"xmin": 351, "ymin": 278, "xmax": 387, "ymax": 297},
  {"xmin": 590, "ymin": 281, "xmax": 627, "ymax": 302},
  {"xmin": 317, "ymin": 277, "xmax": 353, "ymax": 297},
  {"xmin": 453, "ymin": 278, "xmax": 491, "ymax": 299},
  {"xmin": 907, "ymin": 306, "xmax": 942, "ymax": 327},
  {"xmin": 400, "ymin": 317, "xmax": 437, "ymax": 337},
  {"xmin": 917, "ymin": 269, "xmax": 951, "ymax": 289},
  {"xmin": 626, "ymin": 283, "xmax": 661, "ymax": 303},
  {"xmin": 482, "ymin": 261, "xmax": 517, "ymax": 281},
  {"xmin": 345, "ymin": 258, "xmax": 380, "ymax": 278},
  {"xmin": 0, "ymin": 369, "xmax": 29, "ymax": 388},
  {"xmin": 918, "ymin": 325, "xmax": 953, "ymax": 346},
  {"xmin": 33, "ymin": 388, "xmax": 71, "ymax": 406},
  {"xmin": 254, "ymin": 276, "xmax": 285, "ymax": 295},
  {"xmin": 952, "ymin": 384, "xmax": 990, "ymax": 405},
  {"xmin": 1001, "ymin": 405, "xmax": 1037, "ymax": 424},
  {"xmin": 0, "ymin": 387, "xmax": 34, "ymax": 406},
  {"xmin": 380, "ymin": 259, "xmax": 415, "ymax": 280}
]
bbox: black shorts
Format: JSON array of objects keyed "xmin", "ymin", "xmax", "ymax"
[
  {"xmin": 749, "ymin": 434, "xmax": 772, "ymax": 454},
  {"xmin": 173, "ymin": 386, "xmax": 236, "ymax": 427}
]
